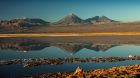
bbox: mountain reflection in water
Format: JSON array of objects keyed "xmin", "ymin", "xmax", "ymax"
[
  {"xmin": 1, "ymin": 37, "xmax": 140, "ymax": 60},
  {"xmin": 0, "ymin": 37, "xmax": 115, "ymax": 53}
]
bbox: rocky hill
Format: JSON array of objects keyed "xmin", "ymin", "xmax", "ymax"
[
  {"xmin": 0, "ymin": 18, "xmax": 49, "ymax": 33},
  {"xmin": 53, "ymin": 13, "xmax": 87, "ymax": 25},
  {"xmin": 85, "ymin": 16, "xmax": 117, "ymax": 24}
]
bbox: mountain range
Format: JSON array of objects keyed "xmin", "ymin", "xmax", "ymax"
[
  {"xmin": 0, "ymin": 13, "xmax": 120, "ymax": 33},
  {"xmin": 0, "ymin": 13, "xmax": 117, "ymax": 27},
  {"xmin": 52, "ymin": 13, "xmax": 118, "ymax": 25}
]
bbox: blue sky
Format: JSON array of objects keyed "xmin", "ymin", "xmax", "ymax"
[{"xmin": 0, "ymin": 0, "xmax": 140, "ymax": 22}]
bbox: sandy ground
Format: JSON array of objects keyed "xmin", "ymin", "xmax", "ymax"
[{"xmin": 1, "ymin": 32, "xmax": 140, "ymax": 37}]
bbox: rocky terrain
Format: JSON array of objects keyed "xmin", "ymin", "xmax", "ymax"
[{"xmin": 37, "ymin": 64, "xmax": 140, "ymax": 78}]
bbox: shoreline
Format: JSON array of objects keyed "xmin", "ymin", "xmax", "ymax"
[
  {"xmin": 1, "ymin": 32, "xmax": 140, "ymax": 37},
  {"xmin": 1, "ymin": 56, "xmax": 140, "ymax": 67}
]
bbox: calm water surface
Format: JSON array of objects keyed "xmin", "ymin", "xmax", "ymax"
[{"xmin": 0, "ymin": 45, "xmax": 140, "ymax": 59}]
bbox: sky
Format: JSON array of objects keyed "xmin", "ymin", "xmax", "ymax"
[{"xmin": 0, "ymin": 0, "xmax": 140, "ymax": 22}]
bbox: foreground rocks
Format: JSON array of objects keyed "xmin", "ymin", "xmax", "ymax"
[{"xmin": 38, "ymin": 64, "xmax": 140, "ymax": 78}]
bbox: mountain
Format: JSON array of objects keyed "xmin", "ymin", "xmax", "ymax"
[
  {"xmin": 85, "ymin": 16, "xmax": 117, "ymax": 24},
  {"xmin": 0, "ymin": 18, "xmax": 49, "ymax": 27},
  {"xmin": 53, "ymin": 13, "xmax": 87, "ymax": 25},
  {"xmin": 0, "ymin": 18, "xmax": 49, "ymax": 33}
]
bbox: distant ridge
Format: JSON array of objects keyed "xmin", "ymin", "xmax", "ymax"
[
  {"xmin": 0, "ymin": 18, "xmax": 49, "ymax": 28},
  {"xmin": 0, "ymin": 18, "xmax": 49, "ymax": 32},
  {"xmin": 85, "ymin": 16, "xmax": 117, "ymax": 24}
]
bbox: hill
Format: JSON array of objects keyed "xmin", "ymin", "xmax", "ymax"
[
  {"xmin": 0, "ymin": 18, "xmax": 49, "ymax": 33},
  {"xmin": 52, "ymin": 13, "xmax": 87, "ymax": 26},
  {"xmin": 85, "ymin": 16, "xmax": 117, "ymax": 24}
]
